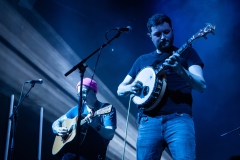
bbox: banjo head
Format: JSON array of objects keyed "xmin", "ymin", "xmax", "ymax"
[{"xmin": 132, "ymin": 67, "xmax": 156, "ymax": 105}]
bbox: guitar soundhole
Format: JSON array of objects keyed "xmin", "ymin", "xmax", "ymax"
[
  {"xmin": 62, "ymin": 126, "xmax": 73, "ymax": 141},
  {"xmin": 62, "ymin": 134, "xmax": 69, "ymax": 142}
]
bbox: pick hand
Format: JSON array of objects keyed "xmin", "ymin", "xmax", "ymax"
[
  {"xmin": 56, "ymin": 127, "xmax": 68, "ymax": 137},
  {"xmin": 130, "ymin": 80, "xmax": 143, "ymax": 94}
]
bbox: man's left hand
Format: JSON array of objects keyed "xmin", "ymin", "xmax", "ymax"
[
  {"xmin": 163, "ymin": 52, "xmax": 182, "ymax": 74},
  {"xmin": 84, "ymin": 114, "xmax": 99, "ymax": 128}
]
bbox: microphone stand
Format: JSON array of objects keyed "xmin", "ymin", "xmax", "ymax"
[
  {"xmin": 9, "ymin": 83, "xmax": 35, "ymax": 160},
  {"xmin": 221, "ymin": 126, "xmax": 240, "ymax": 137},
  {"xmin": 64, "ymin": 30, "xmax": 123, "ymax": 160}
]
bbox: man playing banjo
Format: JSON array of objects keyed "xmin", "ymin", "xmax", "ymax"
[{"xmin": 117, "ymin": 13, "xmax": 207, "ymax": 160}]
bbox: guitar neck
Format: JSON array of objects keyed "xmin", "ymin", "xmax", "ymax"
[
  {"xmin": 78, "ymin": 105, "xmax": 112, "ymax": 126},
  {"xmin": 79, "ymin": 111, "xmax": 99, "ymax": 126}
]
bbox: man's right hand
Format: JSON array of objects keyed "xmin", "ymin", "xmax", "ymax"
[
  {"xmin": 117, "ymin": 75, "xmax": 143, "ymax": 96},
  {"xmin": 56, "ymin": 127, "xmax": 68, "ymax": 137},
  {"xmin": 130, "ymin": 80, "xmax": 143, "ymax": 94}
]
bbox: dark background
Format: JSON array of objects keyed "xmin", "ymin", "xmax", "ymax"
[{"xmin": 1, "ymin": 0, "xmax": 240, "ymax": 159}]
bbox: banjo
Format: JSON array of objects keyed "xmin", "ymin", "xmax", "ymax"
[{"xmin": 132, "ymin": 23, "xmax": 216, "ymax": 111}]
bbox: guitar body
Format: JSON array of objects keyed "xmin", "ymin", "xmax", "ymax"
[
  {"xmin": 132, "ymin": 67, "xmax": 167, "ymax": 111},
  {"xmin": 52, "ymin": 105, "xmax": 112, "ymax": 157},
  {"xmin": 52, "ymin": 116, "xmax": 88, "ymax": 157}
]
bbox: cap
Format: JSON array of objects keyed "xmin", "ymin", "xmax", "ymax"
[{"xmin": 76, "ymin": 78, "xmax": 98, "ymax": 94}]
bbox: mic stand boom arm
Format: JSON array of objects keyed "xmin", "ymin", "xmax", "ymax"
[
  {"xmin": 64, "ymin": 31, "xmax": 122, "ymax": 77},
  {"xmin": 9, "ymin": 83, "xmax": 35, "ymax": 119},
  {"xmin": 64, "ymin": 31, "xmax": 122, "ymax": 160}
]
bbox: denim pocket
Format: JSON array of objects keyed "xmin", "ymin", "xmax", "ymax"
[{"xmin": 139, "ymin": 116, "xmax": 148, "ymax": 124}]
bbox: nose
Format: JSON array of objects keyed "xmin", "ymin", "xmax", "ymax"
[{"xmin": 160, "ymin": 33, "xmax": 166, "ymax": 40}]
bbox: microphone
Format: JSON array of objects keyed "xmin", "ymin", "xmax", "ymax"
[
  {"xmin": 116, "ymin": 26, "xmax": 132, "ymax": 33},
  {"xmin": 25, "ymin": 79, "xmax": 43, "ymax": 84}
]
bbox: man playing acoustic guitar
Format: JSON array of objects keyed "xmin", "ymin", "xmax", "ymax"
[
  {"xmin": 52, "ymin": 78, "xmax": 117, "ymax": 160},
  {"xmin": 117, "ymin": 13, "xmax": 211, "ymax": 160}
]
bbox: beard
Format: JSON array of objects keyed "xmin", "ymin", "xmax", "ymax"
[
  {"xmin": 157, "ymin": 36, "xmax": 174, "ymax": 53},
  {"xmin": 158, "ymin": 41, "xmax": 170, "ymax": 52}
]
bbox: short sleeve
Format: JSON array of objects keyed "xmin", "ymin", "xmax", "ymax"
[
  {"xmin": 65, "ymin": 105, "xmax": 78, "ymax": 118},
  {"xmin": 185, "ymin": 47, "xmax": 204, "ymax": 69},
  {"xmin": 102, "ymin": 106, "xmax": 117, "ymax": 129}
]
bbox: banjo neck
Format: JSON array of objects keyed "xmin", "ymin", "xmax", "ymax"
[
  {"xmin": 155, "ymin": 38, "xmax": 193, "ymax": 77},
  {"xmin": 156, "ymin": 23, "xmax": 216, "ymax": 77}
]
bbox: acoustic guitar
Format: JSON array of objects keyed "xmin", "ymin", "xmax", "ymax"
[{"xmin": 52, "ymin": 105, "xmax": 112, "ymax": 156}]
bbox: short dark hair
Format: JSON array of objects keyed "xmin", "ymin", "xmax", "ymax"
[{"xmin": 147, "ymin": 14, "xmax": 172, "ymax": 33}]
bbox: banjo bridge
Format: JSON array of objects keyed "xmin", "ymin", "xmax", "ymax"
[{"xmin": 136, "ymin": 86, "xmax": 150, "ymax": 97}]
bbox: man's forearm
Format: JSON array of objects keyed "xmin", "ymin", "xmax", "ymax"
[
  {"xmin": 117, "ymin": 84, "xmax": 132, "ymax": 96},
  {"xmin": 178, "ymin": 67, "xmax": 206, "ymax": 93}
]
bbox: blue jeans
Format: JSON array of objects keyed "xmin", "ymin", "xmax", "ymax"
[{"xmin": 136, "ymin": 113, "xmax": 196, "ymax": 160}]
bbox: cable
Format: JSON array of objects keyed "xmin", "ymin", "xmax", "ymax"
[
  {"xmin": 85, "ymin": 46, "xmax": 102, "ymax": 98},
  {"xmin": 17, "ymin": 82, "xmax": 26, "ymax": 106},
  {"xmin": 122, "ymin": 94, "xmax": 134, "ymax": 160}
]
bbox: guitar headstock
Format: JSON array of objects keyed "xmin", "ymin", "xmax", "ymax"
[
  {"xmin": 193, "ymin": 23, "xmax": 216, "ymax": 40},
  {"xmin": 95, "ymin": 105, "xmax": 112, "ymax": 116}
]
